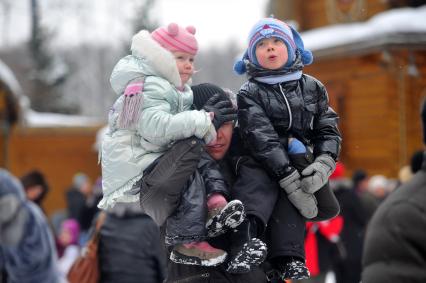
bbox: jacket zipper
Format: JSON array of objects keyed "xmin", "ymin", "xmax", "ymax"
[
  {"xmin": 172, "ymin": 272, "xmax": 210, "ymax": 283},
  {"xmin": 278, "ymin": 83, "xmax": 292, "ymax": 131}
]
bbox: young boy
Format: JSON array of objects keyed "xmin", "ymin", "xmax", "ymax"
[{"xmin": 233, "ymin": 18, "xmax": 342, "ymax": 280}]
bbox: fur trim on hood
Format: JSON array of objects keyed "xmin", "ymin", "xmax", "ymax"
[{"xmin": 131, "ymin": 30, "xmax": 181, "ymax": 88}]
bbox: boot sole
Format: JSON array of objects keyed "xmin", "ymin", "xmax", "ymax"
[
  {"xmin": 281, "ymin": 260, "xmax": 310, "ymax": 280},
  {"xmin": 170, "ymin": 250, "xmax": 227, "ymax": 267},
  {"xmin": 206, "ymin": 200, "xmax": 245, "ymax": 238},
  {"xmin": 226, "ymin": 238, "xmax": 267, "ymax": 274}
]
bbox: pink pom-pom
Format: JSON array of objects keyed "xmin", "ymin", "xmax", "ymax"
[
  {"xmin": 167, "ymin": 23, "xmax": 179, "ymax": 36},
  {"xmin": 186, "ymin": 25, "xmax": 196, "ymax": 35}
]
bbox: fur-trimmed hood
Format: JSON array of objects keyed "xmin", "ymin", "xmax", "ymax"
[{"xmin": 110, "ymin": 30, "xmax": 182, "ymax": 94}]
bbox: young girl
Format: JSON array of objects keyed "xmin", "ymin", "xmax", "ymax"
[
  {"xmin": 99, "ymin": 23, "xmax": 243, "ymax": 266},
  {"xmin": 57, "ymin": 219, "xmax": 80, "ymax": 278},
  {"xmin": 232, "ymin": 18, "xmax": 342, "ymax": 279}
]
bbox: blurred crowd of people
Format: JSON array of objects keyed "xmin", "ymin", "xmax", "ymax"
[
  {"xmin": 294, "ymin": 148, "xmax": 425, "ymax": 283},
  {"xmin": 0, "ymin": 169, "xmax": 104, "ymax": 283}
]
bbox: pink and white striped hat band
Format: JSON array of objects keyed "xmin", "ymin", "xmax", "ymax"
[{"xmin": 151, "ymin": 23, "xmax": 198, "ymax": 55}]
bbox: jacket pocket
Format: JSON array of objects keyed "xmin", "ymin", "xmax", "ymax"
[{"xmin": 304, "ymin": 103, "xmax": 318, "ymax": 131}]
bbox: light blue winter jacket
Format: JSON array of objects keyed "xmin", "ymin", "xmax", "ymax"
[{"xmin": 99, "ymin": 30, "xmax": 212, "ymax": 209}]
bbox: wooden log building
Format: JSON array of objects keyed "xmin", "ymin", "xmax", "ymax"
[
  {"xmin": 270, "ymin": 0, "xmax": 426, "ymax": 177},
  {"xmin": 0, "ymin": 60, "xmax": 102, "ymax": 216}
]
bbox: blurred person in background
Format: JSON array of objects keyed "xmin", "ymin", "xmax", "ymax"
[
  {"xmin": 397, "ymin": 165, "xmax": 413, "ymax": 185},
  {"xmin": 295, "ymin": 216, "xmax": 343, "ymax": 283},
  {"xmin": 20, "ymin": 169, "xmax": 50, "ymax": 208},
  {"xmin": 56, "ymin": 219, "xmax": 81, "ymax": 280},
  {"xmin": 98, "ymin": 203, "xmax": 167, "ymax": 283},
  {"xmin": 330, "ymin": 162, "xmax": 367, "ymax": 283},
  {"xmin": 351, "ymin": 169, "xmax": 377, "ymax": 221},
  {"xmin": 0, "ymin": 169, "xmax": 60, "ymax": 283},
  {"xmin": 366, "ymin": 175, "xmax": 389, "ymax": 204},
  {"xmin": 410, "ymin": 149, "xmax": 424, "ymax": 174},
  {"xmin": 66, "ymin": 172, "xmax": 99, "ymax": 245},
  {"xmin": 362, "ymin": 99, "xmax": 426, "ymax": 283}
]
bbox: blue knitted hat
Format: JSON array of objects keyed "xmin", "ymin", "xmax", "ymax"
[{"xmin": 234, "ymin": 18, "xmax": 313, "ymax": 75}]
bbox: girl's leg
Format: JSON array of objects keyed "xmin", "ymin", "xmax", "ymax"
[
  {"xmin": 166, "ymin": 171, "xmax": 227, "ymax": 266},
  {"xmin": 139, "ymin": 137, "xmax": 203, "ymax": 226}
]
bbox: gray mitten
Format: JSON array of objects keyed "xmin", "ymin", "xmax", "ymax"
[
  {"xmin": 279, "ymin": 169, "xmax": 318, "ymax": 219},
  {"xmin": 301, "ymin": 154, "xmax": 336, "ymax": 194},
  {"xmin": 203, "ymin": 123, "xmax": 217, "ymax": 145},
  {"xmin": 287, "ymin": 189, "xmax": 318, "ymax": 219},
  {"xmin": 279, "ymin": 169, "xmax": 301, "ymax": 195}
]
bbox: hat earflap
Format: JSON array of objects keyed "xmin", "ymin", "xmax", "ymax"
[
  {"xmin": 233, "ymin": 50, "xmax": 249, "ymax": 75},
  {"xmin": 290, "ymin": 26, "xmax": 313, "ymax": 66}
]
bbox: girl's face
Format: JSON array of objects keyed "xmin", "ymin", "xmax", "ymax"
[
  {"xmin": 173, "ymin": 51, "xmax": 195, "ymax": 85},
  {"xmin": 255, "ymin": 37, "xmax": 288, "ymax": 70}
]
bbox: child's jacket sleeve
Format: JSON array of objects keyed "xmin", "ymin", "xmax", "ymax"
[
  {"xmin": 197, "ymin": 152, "xmax": 230, "ymax": 199},
  {"xmin": 138, "ymin": 77, "xmax": 212, "ymax": 147}
]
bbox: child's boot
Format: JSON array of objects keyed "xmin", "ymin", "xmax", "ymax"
[
  {"xmin": 206, "ymin": 195, "xmax": 245, "ymax": 237},
  {"xmin": 170, "ymin": 241, "xmax": 227, "ymax": 266},
  {"xmin": 274, "ymin": 256, "xmax": 310, "ymax": 280},
  {"xmin": 226, "ymin": 216, "xmax": 267, "ymax": 273}
]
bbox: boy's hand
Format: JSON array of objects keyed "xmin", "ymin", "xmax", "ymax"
[
  {"xmin": 203, "ymin": 93, "xmax": 237, "ymax": 130},
  {"xmin": 279, "ymin": 167, "xmax": 301, "ymax": 195},
  {"xmin": 279, "ymin": 168, "xmax": 318, "ymax": 219},
  {"xmin": 300, "ymin": 154, "xmax": 336, "ymax": 194}
]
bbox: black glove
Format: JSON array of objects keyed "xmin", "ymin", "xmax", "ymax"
[{"xmin": 203, "ymin": 93, "xmax": 237, "ymax": 130}]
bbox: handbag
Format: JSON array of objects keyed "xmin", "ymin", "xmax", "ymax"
[{"xmin": 67, "ymin": 212, "xmax": 106, "ymax": 283}]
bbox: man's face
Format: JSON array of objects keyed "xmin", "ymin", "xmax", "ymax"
[{"xmin": 206, "ymin": 122, "xmax": 234, "ymax": 161}]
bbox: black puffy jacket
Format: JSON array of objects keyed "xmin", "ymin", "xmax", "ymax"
[{"xmin": 237, "ymin": 74, "xmax": 341, "ymax": 180}]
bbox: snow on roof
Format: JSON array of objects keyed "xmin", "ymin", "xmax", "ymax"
[
  {"xmin": 1, "ymin": 59, "xmax": 103, "ymax": 128},
  {"xmin": 24, "ymin": 110, "xmax": 104, "ymax": 128},
  {"xmin": 302, "ymin": 5, "xmax": 426, "ymax": 52},
  {"xmin": 0, "ymin": 59, "xmax": 24, "ymax": 97},
  {"xmin": 0, "ymin": 58, "xmax": 31, "ymax": 119}
]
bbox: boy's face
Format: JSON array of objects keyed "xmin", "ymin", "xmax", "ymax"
[
  {"xmin": 173, "ymin": 51, "xmax": 195, "ymax": 85},
  {"xmin": 255, "ymin": 37, "xmax": 288, "ymax": 70}
]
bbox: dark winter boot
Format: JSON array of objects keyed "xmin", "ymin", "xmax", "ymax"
[
  {"xmin": 206, "ymin": 199, "xmax": 245, "ymax": 237},
  {"xmin": 274, "ymin": 256, "xmax": 310, "ymax": 280},
  {"xmin": 170, "ymin": 241, "xmax": 227, "ymax": 266},
  {"xmin": 226, "ymin": 216, "xmax": 267, "ymax": 273}
]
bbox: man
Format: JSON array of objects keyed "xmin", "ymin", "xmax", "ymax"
[
  {"xmin": 166, "ymin": 83, "xmax": 268, "ymax": 282},
  {"xmin": 361, "ymin": 99, "xmax": 426, "ymax": 282}
]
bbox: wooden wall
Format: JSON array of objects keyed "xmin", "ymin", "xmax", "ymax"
[
  {"xmin": 305, "ymin": 50, "xmax": 426, "ymax": 177},
  {"xmin": 5, "ymin": 126, "xmax": 102, "ymax": 216},
  {"xmin": 272, "ymin": 0, "xmax": 389, "ymax": 30}
]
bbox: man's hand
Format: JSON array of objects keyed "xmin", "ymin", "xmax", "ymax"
[{"xmin": 203, "ymin": 93, "xmax": 237, "ymax": 130}]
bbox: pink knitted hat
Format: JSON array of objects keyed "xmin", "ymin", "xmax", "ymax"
[{"xmin": 151, "ymin": 23, "xmax": 198, "ymax": 55}]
